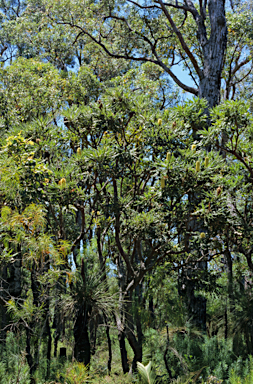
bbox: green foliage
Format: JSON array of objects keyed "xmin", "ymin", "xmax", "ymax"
[
  {"xmin": 64, "ymin": 362, "xmax": 90, "ymax": 384},
  {"xmin": 0, "ymin": 4, "xmax": 253, "ymax": 382},
  {"xmin": 137, "ymin": 361, "xmax": 157, "ymax": 384},
  {"xmin": 229, "ymin": 357, "xmax": 253, "ymax": 384},
  {"xmin": 0, "ymin": 332, "xmax": 30, "ymax": 384}
]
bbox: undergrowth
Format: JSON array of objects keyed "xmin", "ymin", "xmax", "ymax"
[{"xmin": 0, "ymin": 330, "xmax": 253, "ymax": 383}]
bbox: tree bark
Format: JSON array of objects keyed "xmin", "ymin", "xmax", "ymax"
[
  {"xmin": 199, "ymin": 0, "xmax": 227, "ymax": 109},
  {"xmin": 74, "ymin": 309, "xmax": 91, "ymax": 366},
  {"xmin": 116, "ymin": 315, "xmax": 129, "ymax": 374},
  {"xmin": 46, "ymin": 316, "xmax": 52, "ymax": 379},
  {"xmin": 105, "ymin": 316, "xmax": 112, "ymax": 373}
]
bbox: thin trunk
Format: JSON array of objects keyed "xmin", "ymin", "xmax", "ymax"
[
  {"xmin": 125, "ymin": 294, "xmax": 142, "ymax": 372},
  {"xmin": 116, "ymin": 316, "xmax": 129, "ymax": 374},
  {"xmin": 26, "ymin": 261, "xmax": 40, "ymax": 377},
  {"xmin": 46, "ymin": 317, "xmax": 52, "ymax": 379},
  {"xmin": 116, "ymin": 255, "xmax": 129, "ymax": 373},
  {"xmin": 97, "ymin": 228, "xmax": 112, "ymax": 371},
  {"xmin": 148, "ymin": 296, "xmax": 155, "ymax": 328},
  {"xmin": 224, "ymin": 301, "xmax": 228, "ymax": 340},
  {"xmin": 105, "ymin": 316, "xmax": 112, "ymax": 374},
  {"xmin": 225, "ymin": 248, "xmax": 234, "ymax": 307},
  {"xmin": 26, "ymin": 326, "xmax": 38, "ymax": 383},
  {"xmin": 53, "ymin": 297, "xmax": 62, "ymax": 357},
  {"xmin": 164, "ymin": 325, "xmax": 173, "ymax": 380}
]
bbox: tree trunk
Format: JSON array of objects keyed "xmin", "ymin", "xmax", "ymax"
[
  {"xmin": 0, "ymin": 256, "xmax": 22, "ymax": 340},
  {"xmin": 118, "ymin": 332, "xmax": 129, "ymax": 374},
  {"xmin": 26, "ymin": 326, "xmax": 38, "ymax": 383},
  {"xmin": 105, "ymin": 316, "xmax": 112, "ymax": 374},
  {"xmin": 74, "ymin": 309, "xmax": 91, "ymax": 366},
  {"xmin": 46, "ymin": 317, "xmax": 52, "ymax": 379},
  {"xmin": 148, "ymin": 296, "xmax": 155, "ymax": 328},
  {"xmin": 225, "ymin": 248, "xmax": 233, "ymax": 305},
  {"xmin": 116, "ymin": 315, "xmax": 129, "ymax": 374},
  {"xmin": 126, "ymin": 327, "xmax": 142, "ymax": 372},
  {"xmin": 53, "ymin": 300, "xmax": 62, "ymax": 357},
  {"xmin": 199, "ymin": 0, "xmax": 227, "ymax": 109},
  {"xmin": 89, "ymin": 316, "xmax": 98, "ymax": 355},
  {"xmin": 127, "ymin": 289, "xmax": 144, "ymax": 372},
  {"xmin": 179, "ymin": 261, "xmax": 207, "ymax": 331}
]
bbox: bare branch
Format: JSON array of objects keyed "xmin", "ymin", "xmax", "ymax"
[
  {"xmin": 127, "ymin": 0, "xmax": 161, "ymax": 9},
  {"xmin": 156, "ymin": 0, "xmax": 203, "ymax": 79},
  {"xmin": 232, "ymin": 56, "xmax": 252, "ymax": 76}
]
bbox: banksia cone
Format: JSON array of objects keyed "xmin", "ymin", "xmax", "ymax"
[
  {"xmin": 166, "ymin": 152, "xmax": 171, "ymax": 162},
  {"xmin": 59, "ymin": 178, "xmax": 66, "ymax": 187},
  {"xmin": 158, "ymin": 118, "xmax": 162, "ymax": 126},
  {"xmin": 204, "ymin": 157, "xmax": 209, "ymax": 167},
  {"xmin": 77, "ymin": 147, "xmax": 82, "ymax": 156},
  {"xmin": 36, "ymin": 138, "xmax": 41, "ymax": 144},
  {"xmin": 161, "ymin": 177, "xmax": 165, "ymax": 189},
  {"xmin": 200, "ymin": 232, "xmax": 206, "ymax": 239},
  {"xmin": 217, "ymin": 186, "xmax": 222, "ymax": 196},
  {"xmin": 191, "ymin": 144, "xmax": 196, "ymax": 151},
  {"xmin": 196, "ymin": 161, "xmax": 200, "ymax": 172},
  {"xmin": 172, "ymin": 121, "xmax": 176, "ymax": 128}
]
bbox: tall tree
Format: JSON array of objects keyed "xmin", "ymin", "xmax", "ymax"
[{"xmin": 41, "ymin": 0, "xmax": 252, "ymax": 109}]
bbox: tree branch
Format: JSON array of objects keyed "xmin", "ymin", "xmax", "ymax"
[
  {"xmin": 49, "ymin": 16, "xmax": 198, "ymax": 95},
  {"xmin": 156, "ymin": 0, "xmax": 203, "ymax": 79}
]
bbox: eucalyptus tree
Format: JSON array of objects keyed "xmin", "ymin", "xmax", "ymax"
[{"xmin": 38, "ymin": 0, "xmax": 253, "ymax": 109}]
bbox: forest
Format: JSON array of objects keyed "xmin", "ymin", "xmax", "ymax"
[{"xmin": 0, "ymin": 0, "xmax": 253, "ymax": 383}]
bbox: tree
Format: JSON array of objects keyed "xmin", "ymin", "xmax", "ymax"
[
  {"xmin": 41, "ymin": 0, "xmax": 252, "ymax": 109},
  {"xmin": 33, "ymin": 0, "xmax": 253, "ymax": 333}
]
